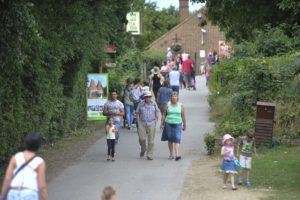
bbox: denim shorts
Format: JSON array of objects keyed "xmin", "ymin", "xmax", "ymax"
[{"xmin": 7, "ymin": 189, "xmax": 39, "ymax": 200}]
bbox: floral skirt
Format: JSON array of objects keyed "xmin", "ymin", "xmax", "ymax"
[{"xmin": 220, "ymin": 159, "xmax": 237, "ymax": 174}]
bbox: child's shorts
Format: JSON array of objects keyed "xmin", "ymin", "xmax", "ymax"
[{"xmin": 239, "ymin": 155, "xmax": 252, "ymax": 169}]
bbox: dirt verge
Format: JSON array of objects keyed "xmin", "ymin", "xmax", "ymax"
[{"xmin": 180, "ymin": 158, "xmax": 272, "ymax": 200}]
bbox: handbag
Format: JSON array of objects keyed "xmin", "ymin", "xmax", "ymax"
[{"xmin": 233, "ymin": 157, "xmax": 242, "ymax": 169}]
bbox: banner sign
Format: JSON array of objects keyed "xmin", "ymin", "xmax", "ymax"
[
  {"xmin": 126, "ymin": 12, "xmax": 141, "ymax": 35},
  {"xmin": 87, "ymin": 73, "xmax": 108, "ymax": 120},
  {"xmin": 199, "ymin": 50, "xmax": 206, "ymax": 58}
]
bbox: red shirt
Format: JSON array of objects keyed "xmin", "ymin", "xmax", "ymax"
[{"xmin": 182, "ymin": 59, "xmax": 194, "ymax": 73}]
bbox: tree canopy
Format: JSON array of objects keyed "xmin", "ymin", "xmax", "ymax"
[
  {"xmin": 135, "ymin": 1, "xmax": 179, "ymax": 49},
  {"xmin": 191, "ymin": 0, "xmax": 300, "ymax": 42},
  {"xmin": 0, "ymin": 0, "xmax": 132, "ymax": 164}
]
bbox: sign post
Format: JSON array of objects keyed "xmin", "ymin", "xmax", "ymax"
[{"xmin": 126, "ymin": 12, "xmax": 141, "ymax": 35}]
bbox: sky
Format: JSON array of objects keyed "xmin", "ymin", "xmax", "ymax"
[{"xmin": 147, "ymin": 0, "xmax": 204, "ymax": 11}]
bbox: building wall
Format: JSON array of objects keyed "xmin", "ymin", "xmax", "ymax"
[{"xmin": 148, "ymin": 14, "xmax": 225, "ymax": 74}]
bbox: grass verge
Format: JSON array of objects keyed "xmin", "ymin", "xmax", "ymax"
[
  {"xmin": 210, "ymin": 145, "xmax": 300, "ymax": 199},
  {"xmin": 252, "ymin": 145, "xmax": 300, "ymax": 200}
]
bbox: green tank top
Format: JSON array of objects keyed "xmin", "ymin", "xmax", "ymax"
[{"xmin": 165, "ymin": 102, "xmax": 182, "ymax": 124}]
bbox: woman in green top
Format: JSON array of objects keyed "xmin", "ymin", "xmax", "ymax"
[{"xmin": 160, "ymin": 92, "xmax": 186, "ymax": 161}]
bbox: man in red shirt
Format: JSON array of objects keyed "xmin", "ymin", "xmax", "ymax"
[{"xmin": 182, "ymin": 55, "xmax": 194, "ymax": 89}]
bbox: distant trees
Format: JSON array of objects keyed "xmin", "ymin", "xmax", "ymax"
[
  {"xmin": 136, "ymin": 2, "xmax": 179, "ymax": 49},
  {"xmin": 191, "ymin": 0, "xmax": 300, "ymax": 42}
]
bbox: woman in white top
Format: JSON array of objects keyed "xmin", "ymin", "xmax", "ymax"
[
  {"xmin": 106, "ymin": 117, "xmax": 117, "ymax": 161},
  {"xmin": 0, "ymin": 133, "xmax": 48, "ymax": 200},
  {"xmin": 169, "ymin": 66, "xmax": 181, "ymax": 95}
]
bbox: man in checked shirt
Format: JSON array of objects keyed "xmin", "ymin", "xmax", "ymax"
[{"xmin": 136, "ymin": 91, "xmax": 160, "ymax": 160}]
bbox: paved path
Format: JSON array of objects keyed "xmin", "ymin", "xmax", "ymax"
[{"xmin": 48, "ymin": 76, "xmax": 214, "ymax": 200}]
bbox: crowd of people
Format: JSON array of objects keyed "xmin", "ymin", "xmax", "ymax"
[
  {"xmin": 0, "ymin": 48, "xmax": 230, "ymax": 200},
  {"xmin": 101, "ymin": 47, "xmax": 221, "ymax": 163},
  {"xmin": 102, "ymin": 78, "xmax": 187, "ymax": 162}
]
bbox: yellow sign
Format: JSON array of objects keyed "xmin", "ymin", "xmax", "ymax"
[{"xmin": 126, "ymin": 12, "xmax": 141, "ymax": 35}]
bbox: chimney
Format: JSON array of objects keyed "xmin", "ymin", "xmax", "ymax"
[{"xmin": 179, "ymin": 0, "xmax": 189, "ymax": 22}]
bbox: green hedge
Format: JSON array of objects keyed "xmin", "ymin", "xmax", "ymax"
[
  {"xmin": 0, "ymin": 0, "xmax": 131, "ymax": 164},
  {"xmin": 209, "ymin": 53, "xmax": 300, "ymax": 139},
  {"xmin": 108, "ymin": 49, "xmax": 165, "ymax": 95}
]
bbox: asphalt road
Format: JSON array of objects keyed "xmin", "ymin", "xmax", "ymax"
[{"xmin": 48, "ymin": 75, "xmax": 214, "ymax": 200}]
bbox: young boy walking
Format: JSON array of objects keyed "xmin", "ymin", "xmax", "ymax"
[{"xmin": 237, "ymin": 129, "xmax": 257, "ymax": 186}]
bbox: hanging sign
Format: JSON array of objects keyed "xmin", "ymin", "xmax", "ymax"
[
  {"xmin": 200, "ymin": 50, "xmax": 206, "ymax": 58},
  {"xmin": 126, "ymin": 12, "xmax": 141, "ymax": 35},
  {"xmin": 87, "ymin": 73, "xmax": 109, "ymax": 120}
]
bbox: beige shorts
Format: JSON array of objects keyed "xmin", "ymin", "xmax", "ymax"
[{"xmin": 239, "ymin": 155, "xmax": 252, "ymax": 169}]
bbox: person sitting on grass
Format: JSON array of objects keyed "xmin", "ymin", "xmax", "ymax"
[{"xmin": 237, "ymin": 128, "xmax": 257, "ymax": 186}]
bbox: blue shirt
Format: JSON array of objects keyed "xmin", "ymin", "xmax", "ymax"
[{"xmin": 158, "ymin": 87, "xmax": 172, "ymax": 108}]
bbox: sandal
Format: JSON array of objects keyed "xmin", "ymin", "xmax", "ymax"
[
  {"xmin": 168, "ymin": 156, "xmax": 174, "ymax": 160},
  {"xmin": 232, "ymin": 187, "xmax": 237, "ymax": 191},
  {"xmin": 175, "ymin": 156, "xmax": 181, "ymax": 161}
]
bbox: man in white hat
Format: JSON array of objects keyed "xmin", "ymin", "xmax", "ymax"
[{"xmin": 136, "ymin": 91, "xmax": 160, "ymax": 160}]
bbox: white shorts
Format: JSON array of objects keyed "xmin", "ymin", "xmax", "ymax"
[{"xmin": 239, "ymin": 155, "xmax": 252, "ymax": 169}]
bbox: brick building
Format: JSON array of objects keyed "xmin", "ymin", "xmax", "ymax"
[{"xmin": 146, "ymin": 0, "xmax": 226, "ymax": 74}]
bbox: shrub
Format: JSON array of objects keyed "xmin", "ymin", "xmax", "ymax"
[
  {"xmin": 204, "ymin": 133, "xmax": 216, "ymax": 155},
  {"xmin": 209, "ymin": 53, "xmax": 300, "ymax": 139}
]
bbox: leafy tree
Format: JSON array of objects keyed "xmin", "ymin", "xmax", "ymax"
[
  {"xmin": 134, "ymin": 1, "xmax": 179, "ymax": 49},
  {"xmin": 191, "ymin": 0, "xmax": 300, "ymax": 42},
  {"xmin": 0, "ymin": 0, "xmax": 132, "ymax": 164}
]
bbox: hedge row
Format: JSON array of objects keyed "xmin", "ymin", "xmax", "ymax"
[
  {"xmin": 208, "ymin": 53, "xmax": 300, "ymax": 139},
  {"xmin": 0, "ymin": 0, "xmax": 131, "ymax": 164}
]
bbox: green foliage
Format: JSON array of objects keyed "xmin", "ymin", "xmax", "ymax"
[
  {"xmin": 135, "ymin": 2, "xmax": 179, "ymax": 49},
  {"xmin": 142, "ymin": 49, "xmax": 165, "ymax": 70},
  {"xmin": 108, "ymin": 49, "xmax": 165, "ymax": 95},
  {"xmin": 0, "ymin": 0, "xmax": 132, "ymax": 164},
  {"xmin": 208, "ymin": 53, "xmax": 300, "ymax": 138},
  {"xmin": 235, "ymin": 26, "xmax": 295, "ymax": 57},
  {"xmin": 109, "ymin": 49, "xmax": 143, "ymax": 93},
  {"xmin": 204, "ymin": 133, "xmax": 216, "ymax": 155},
  {"xmin": 192, "ymin": 0, "xmax": 300, "ymax": 42}
]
